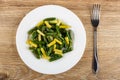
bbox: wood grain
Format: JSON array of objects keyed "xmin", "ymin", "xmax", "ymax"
[{"xmin": 0, "ymin": 0, "xmax": 120, "ymax": 80}]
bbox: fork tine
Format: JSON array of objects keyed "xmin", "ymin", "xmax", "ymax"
[
  {"xmin": 92, "ymin": 4, "xmax": 97, "ymax": 20},
  {"xmin": 97, "ymin": 4, "xmax": 100, "ymax": 19},
  {"xmin": 96, "ymin": 4, "xmax": 100, "ymax": 20},
  {"xmin": 91, "ymin": 4, "xmax": 95, "ymax": 20},
  {"xmin": 91, "ymin": 4, "xmax": 100, "ymax": 20},
  {"xmin": 95, "ymin": 4, "xmax": 97, "ymax": 20}
]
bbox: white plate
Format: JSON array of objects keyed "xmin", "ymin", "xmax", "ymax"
[{"xmin": 16, "ymin": 5, "xmax": 86, "ymax": 74}]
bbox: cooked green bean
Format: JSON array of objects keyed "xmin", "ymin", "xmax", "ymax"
[
  {"xmin": 49, "ymin": 54, "xmax": 62, "ymax": 62},
  {"xmin": 44, "ymin": 17, "xmax": 56, "ymax": 21},
  {"xmin": 32, "ymin": 48, "xmax": 40, "ymax": 59},
  {"xmin": 26, "ymin": 17, "xmax": 73, "ymax": 62},
  {"xmin": 47, "ymin": 46, "xmax": 54, "ymax": 56},
  {"xmin": 40, "ymin": 26, "xmax": 46, "ymax": 32},
  {"xmin": 56, "ymin": 26, "xmax": 60, "ymax": 35},
  {"xmin": 46, "ymin": 32, "xmax": 57, "ymax": 36},
  {"xmin": 68, "ymin": 30, "xmax": 72, "ymax": 40},
  {"xmin": 43, "ymin": 36, "xmax": 48, "ymax": 44},
  {"xmin": 37, "ymin": 48, "xmax": 42, "ymax": 58}
]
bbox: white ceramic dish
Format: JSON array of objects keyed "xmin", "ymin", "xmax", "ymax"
[{"xmin": 16, "ymin": 5, "xmax": 86, "ymax": 74}]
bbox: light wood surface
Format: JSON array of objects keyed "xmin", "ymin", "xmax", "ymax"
[{"xmin": 0, "ymin": 0, "xmax": 120, "ymax": 80}]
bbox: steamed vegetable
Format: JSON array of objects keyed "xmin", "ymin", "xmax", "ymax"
[{"xmin": 26, "ymin": 17, "xmax": 73, "ymax": 62}]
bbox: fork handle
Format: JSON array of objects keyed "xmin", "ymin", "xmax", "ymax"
[{"xmin": 93, "ymin": 28, "xmax": 99, "ymax": 73}]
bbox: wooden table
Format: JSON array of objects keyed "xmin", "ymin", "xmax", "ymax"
[{"xmin": 0, "ymin": 0, "xmax": 120, "ymax": 80}]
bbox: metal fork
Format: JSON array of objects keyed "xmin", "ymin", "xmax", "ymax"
[{"xmin": 91, "ymin": 4, "xmax": 100, "ymax": 73}]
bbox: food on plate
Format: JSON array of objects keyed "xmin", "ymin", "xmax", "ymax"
[{"xmin": 26, "ymin": 17, "xmax": 73, "ymax": 62}]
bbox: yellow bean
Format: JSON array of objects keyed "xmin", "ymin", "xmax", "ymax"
[
  {"xmin": 49, "ymin": 20, "xmax": 58, "ymax": 24},
  {"xmin": 37, "ymin": 30, "xmax": 45, "ymax": 36},
  {"xmin": 36, "ymin": 20, "xmax": 43, "ymax": 27},
  {"xmin": 47, "ymin": 40, "xmax": 56, "ymax": 47},
  {"xmin": 54, "ymin": 49, "xmax": 62, "ymax": 53},
  {"xmin": 54, "ymin": 39, "xmax": 62, "ymax": 44},
  {"xmin": 56, "ymin": 20, "xmax": 61, "ymax": 26},
  {"xmin": 65, "ymin": 37, "xmax": 69, "ymax": 44},
  {"xmin": 54, "ymin": 44, "xmax": 56, "ymax": 49},
  {"xmin": 59, "ymin": 25, "xmax": 70, "ymax": 28},
  {"xmin": 44, "ymin": 21, "xmax": 52, "ymax": 28},
  {"xmin": 38, "ymin": 34, "xmax": 41, "ymax": 41},
  {"xmin": 29, "ymin": 40, "xmax": 37, "ymax": 48}
]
